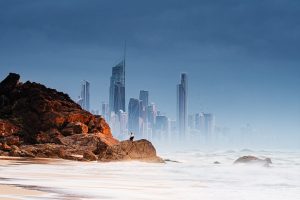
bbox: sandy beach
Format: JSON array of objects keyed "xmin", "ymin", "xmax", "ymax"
[
  {"xmin": 0, "ymin": 185, "xmax": 48, "ymax": 200},
  {"xmin": 1, "ymin": 150, "xmax": 300, "ymax": 200}
]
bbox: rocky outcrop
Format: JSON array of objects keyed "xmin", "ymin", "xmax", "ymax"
[
  {"xmin": 98, "ymin": 139, "xmax": 164, "ymax": 163},
  {"xmin": 234, "ymin": 155, "xmax": 272, "ymax": 167},
  {"xmin": 0, "ymin": 73, "xmax": 161, "ymax": 162}
]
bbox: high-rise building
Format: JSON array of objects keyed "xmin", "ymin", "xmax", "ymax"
[
  {"xmin": 80, "ymin": 80, "xmax": 90, "ymax": 111},
  {"xmin": 109, "ymin": 60, "xmax": 125, "ymax": 115},
  {"xmin": 119, "ymin": 110, "xmax": 128, "ymax": 136},
  {"xmin": 147, "ymin": 103, "xmax": 157, "ymax": 131},
  {"xmin": 139, "ymin": 90, "xmax": 149, "ymax": 108},
  {"xmin": 128, "ymin": 98, "xmax": 141, "ymax": 137},
  {"xmin": 203, "ymin": 113, "xmax": 215, "ymax": 136},
  {"xmin": 188, "ymin": 114, "xmax": 195, "ymax": 130},
  {"xmin": 195, "ymin": 112, "xmax": 204, "ymax": 131},
  {"xmin": 194, "ymin": 112, "xmax": 215, "ymax": 136},
  {"xmin": 101, "ymin": 102, "xmax": 109, "ymax": 120},
  {"xmin": 177, "ymin": 73, "xmax": 188, "ymax": 137},
  {"xmin": 155, "ymin": 115, "xmax": 169, "ymax": 133},
  {"xmin": 139, "ymin": 90, "xmax": 149, "ymax": 136}
]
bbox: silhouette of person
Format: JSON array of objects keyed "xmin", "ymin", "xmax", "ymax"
[{"xmin": 129, "ymin": 132, "xmax": 134, "ymax": 141}]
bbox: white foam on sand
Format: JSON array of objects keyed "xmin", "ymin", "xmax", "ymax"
[{"xmin": 0, "ymin": 150, "xmax": 300, "ymax": 200}]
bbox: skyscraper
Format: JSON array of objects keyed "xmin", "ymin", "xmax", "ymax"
[
  {"xmin": 177, "ymin": 73, "xmax": 188, "ymax": 137},
  {"xmin": 147, "ymin": 103, "xmax": 157, "ymax": 132},
  {"xmin": 119, "ymin": 110, "xmax": 128, "ymax": 136},
  {"xmin": 139, "ymin": 90, "xmax": 149, "ymax": 108},
  {"xmin": 155, "ymin": 115, "xmax": 169, "ymax": 134},
  {"xmin": 188, "ymin": 114, "xmax": 195, "ymax": 130},
  {"xmin": 109, "ymin": 60, "xmax": 125, "ymax": 115},
  {"xmin": 139, "ymin": 90, "xmax": 149, "ymax": 136},
  {"xmin": 128, "ymin": 98, "xmax": 141, "ymax": 137},
  {"xmin": 203, "ymin": 113, "xmax": 215, "ymax": 137},
  {"xmin": 101, "ymin": 102, "xmax": 109, "ymax": 120},
  {"xmin": 80, "ymin": 80, "xmax": 90, "ymax": 111}
]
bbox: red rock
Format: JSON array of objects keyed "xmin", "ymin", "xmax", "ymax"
[
  {"xmin": 0, "ymin": 119, "xmax": 20, "ymax": 137},
  {"xmin": 98, "ymin": 139, "xmax": 163, "ymax": 163},
  {"xmin": 36, "ymin": 129, "xmax": 63, "ymax": 144},
  {"xmin": 5, "ymin": 135, "xmax": 20, "ymax": 146},
  {"xmin": 0, "ymin": 73, "xmax": 160, "ymax": 162},
  {"xmin": 95, "ymin": 117, "xmax": 112, "ymax": 137},
  {"xmin": 61, "ymin": 122, "xmax": 88, "ymax": 136},
  {"xmin": 73, "ymin": 122, "xmax": 88, "ymax": 134},
  {"xmin": 1, "ymin": 142, "xmax": 11, "ymax": 151},
  {"xmin": 83, "ymin": 151, "xmax": 97, "ymax": 161}
]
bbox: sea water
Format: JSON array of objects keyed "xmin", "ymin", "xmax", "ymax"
[{"xmin": 0, "ymin": 149, "xmax": 299, "ymax": 200}]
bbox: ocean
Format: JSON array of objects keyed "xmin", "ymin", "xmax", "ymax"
[{"xmin": 0, "ymin": 149, "xmax": 299, "ymax": 200}]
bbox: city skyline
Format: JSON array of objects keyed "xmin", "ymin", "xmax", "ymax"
[{"xmin": 0, "ymin": 0, "xmax": 299, "ymax": 148}]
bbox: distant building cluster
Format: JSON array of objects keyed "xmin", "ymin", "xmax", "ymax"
[{"xmin": 75, "ymin": 46, "xmax": 218, "ymax": 143}]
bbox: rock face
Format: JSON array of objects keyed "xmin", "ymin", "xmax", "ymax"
[
  {"xmin": 234, "ymin": 155, "xmax": 272, "ymax": 167},
  {"xmin": 0, "ymin": 73, "xmax": 161, "ymax": 162},
  {"xmin": 98, "ymin": 139, "xmax": 164, "ymax": 163}
]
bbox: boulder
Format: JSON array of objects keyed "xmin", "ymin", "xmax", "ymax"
[
  {"xmin": 83, "ymin": 151, "xmax": 97, "ymax": 161},
  {"xmin": 234, "ymin": 155, "xmax": 272, "ymax": 166},
  {"xmin": 8, "ymin": 145, "xmax": 34, "ymax": 158},
  {"xmin": 61, "ymin": 122, "xmax": 88, "ymax": 136},
  {"xmin": 98, "ymin": 139, "xmax": 163, "ymax": 163},
  {"xmin": 73, "ymin": 122, "xmax": 88, "ymax": 134},
  {"xmin": 1, "ymin": 142, "xmax": 11, "ymax": 151},
  {"xmin": 36, "ymin": 129, "xmax": 63, "ymax": 144}
]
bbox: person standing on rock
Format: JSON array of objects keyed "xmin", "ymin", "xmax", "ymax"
[{"xmin": 129, "ymin": 132, "xmax": 134, "ymax": 141}]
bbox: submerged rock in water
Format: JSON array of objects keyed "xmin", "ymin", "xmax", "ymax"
[
  {"xmin": 0, "ymin": 73, "xmax": 162, "ymax": 163},
  {"xmin": 234, "ymin": 155, "xmax": 272, "ymax": 166},
  {"xmin": 164, "ymin": 159, "xmax": 180, "ymax": 163}
]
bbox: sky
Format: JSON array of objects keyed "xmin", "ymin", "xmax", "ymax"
[{"xmin": 0, "ymin": 0, "xmax": 299, "ymax": 148}]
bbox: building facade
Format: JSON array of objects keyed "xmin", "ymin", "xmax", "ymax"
[
  {"xmin": 80, "ymin": 80, "xmax": 90, "ymax": 111},
  {"xmin": 109, "ymin": 60, "xmax": 125, "ymax": 115},
  {"xmin": 128, "ymin": 98, "xmax": 141, "ymax": 137},
  {"xmin": 177, "ymin": 73, "xmax": 188, "ymax": 137}
]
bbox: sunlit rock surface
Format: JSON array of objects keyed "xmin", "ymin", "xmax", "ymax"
[{"xmin": 0, "ymin": 73, "xmax": 161, "ymax": 162}]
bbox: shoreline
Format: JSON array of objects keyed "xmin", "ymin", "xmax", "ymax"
[{"xmin": 0, "ymin": 184, "xmax": 48, "ymax": 199}]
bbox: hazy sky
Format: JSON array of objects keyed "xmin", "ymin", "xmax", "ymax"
[{"xmin": 0, "ymin": 0, "xmax": 299, "ymax": 147}]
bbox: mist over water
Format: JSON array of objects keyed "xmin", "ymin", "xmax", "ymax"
[
  {"xmin": 146, "ymin": 130, "xmax": 300, "ymax": 153},
  {"xmin": 1, "ymin": 149, "xmax": 299, "ymax": 200}
]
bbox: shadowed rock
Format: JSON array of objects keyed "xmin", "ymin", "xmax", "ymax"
[{"xmin": 0, "ymin": 73, "xmax": 20, "ymax": 95}]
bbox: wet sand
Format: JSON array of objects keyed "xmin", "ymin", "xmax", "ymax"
[{"xmin": 0, "ymin": 185, "xmax": 47, "ymax": 199}]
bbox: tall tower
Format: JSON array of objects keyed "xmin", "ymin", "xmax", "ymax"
[
  {"xmin": 139, "ymin": 90, "xmax": 149, "ymax": 136},
  {"xmin": 128, "ymin": 98, "xmax": 141, "ymax": 137},
  {"xmin": 177, "ymin": 73, "xmax": 188, "ymax": 137},
  {"xmin": 101, "ymin": 102, "xmax": 109, "ymax": 120},
  {"xmin": 80, "ymin": 80, "xmax": 90, "ymax": 111},
  {"xmin": 109, "ymin": 44, "xmax": 126, "ymax": 115},
  {"xmin": 139, "ymin": 90, "xmax": 149, "ymax": 108}
]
